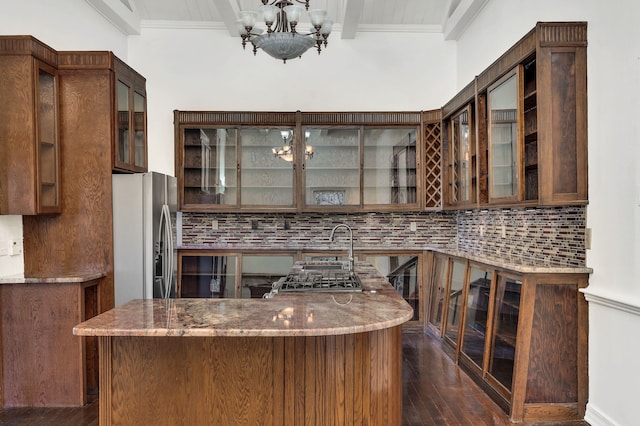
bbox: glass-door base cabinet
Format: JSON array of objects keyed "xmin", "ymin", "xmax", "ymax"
[
  {"xmin": 425, "ymin": 253, "xmax": 588, "ymax": 423},
  {"xmin": 178, "ymin": 253, "xmax": 238, "ymax": 298}
]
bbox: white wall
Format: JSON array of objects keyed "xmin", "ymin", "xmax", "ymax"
[
  {"xmin": 127, "ymin": 27, "xmax": 456, "ymax": 175},
  {"xmin": 0, "ymin": 216, "xmax": 23, "ymax": 276},
  {"xmin": 459, "ymin": 1, "xmax": 640, "ymax": 425}
]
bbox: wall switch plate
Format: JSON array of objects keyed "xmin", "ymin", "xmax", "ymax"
[
  {"xmin": 211, "ymin": 219, "xmax": 218, "ymax": 230},
  {"xmin": 410, "ymin": 222, "xmax": 417, "ymax": 232},
  {"xmin": 479, "ymin": 225, "xmax": 485, "ymax": 237},
  {"xmin": 8, "ymin": 239, "xmax": 22, "ymax": 256},
  {"xmin": 501, "ymin": 225, "xmax": 506, "ymax": 238}
]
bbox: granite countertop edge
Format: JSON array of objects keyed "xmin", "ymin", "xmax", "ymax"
[
  {"xmin": 0, "ymin": 272, "xmax": 107, "ymax": 284},
  {"xmin": 74, "ymin": 263, "xmax": 413, "ymax": 338}
]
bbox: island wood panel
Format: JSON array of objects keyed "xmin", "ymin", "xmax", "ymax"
[
  {"xmin": 99, "ymin": 326, "xmax": 403, "ymax": 425},
  {"xmin": 0, "ymin": 280, "xmax": 99, "ymax": 407}
]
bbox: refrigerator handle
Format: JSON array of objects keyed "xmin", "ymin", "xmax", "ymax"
[{"xmin": 160, "ymin": 203, "xmax": 174, "ymax": 299}]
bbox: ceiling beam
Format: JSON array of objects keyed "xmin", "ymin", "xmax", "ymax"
[
  {"xmin": 85, "ymin": 0, "xmax": 140, "ymax": 35},
  {"xmin": 443, "ymin": 0, "xmax": 489, "ymax": 40},
  {"xmin": 210, "ymin": 0, "xmax": 241, "ymax": 37},
  {"xmin": 341, "ymin": 0, "xmax": 363, "ymax": 39}
]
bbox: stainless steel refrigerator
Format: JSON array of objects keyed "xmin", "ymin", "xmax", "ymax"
[{"xmin": 112, "ymin": 172, "xmax": 177, "ymax": 306}]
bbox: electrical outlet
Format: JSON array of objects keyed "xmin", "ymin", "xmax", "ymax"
[
  {"xmin": 501, "ymin": 225, "xmax": 506, "ymax": 238},
  {"xmin": 479, "ymin": 225, "xmax": 485, "ymax": 237},
  {"xmin": 585, "ymin": 228, "xmax": 592, "ymax": 249},
  {"xmin": 410, "ymin": 222, "xmax": 417, "ymax": 232},
  {"xmin": 0, "ymin": 246, "xmax": 7, "ymax": 256},
  {"xmin": 211, "ymin": 219, "xmax": 218, "ymax": 230}
]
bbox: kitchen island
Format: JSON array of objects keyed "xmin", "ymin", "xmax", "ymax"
[{"xmin": 74, "ymin": 262, "xmax": 413, "ymax": 425}]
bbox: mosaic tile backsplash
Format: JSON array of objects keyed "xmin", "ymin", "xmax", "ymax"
[
  {"xmin": 180, "ymin": 206, "xmax": 587, "ymax": 267},
  {"xmin": 456, "ymin": 206, "xmax": 587, "ymax": 267},
  {"xmin": 180, "ymin": 212, "xmax": 458, "ymax": 250}
]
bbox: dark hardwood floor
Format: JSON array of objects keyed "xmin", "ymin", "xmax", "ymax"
[{"xmin": 0, "ymin": 331, "xmax": 587, "ymax": 426}]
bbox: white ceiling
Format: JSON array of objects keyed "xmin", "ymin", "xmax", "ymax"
[{"xmin": 86, "ymin": 0, "xmax": 488, "ymax": 40}]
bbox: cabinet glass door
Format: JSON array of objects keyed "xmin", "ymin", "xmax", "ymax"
[
  {"xmin": 487, "ymin": 274, "xmax": 522, "ymax": 392},
  {"xmin": 116, "ymin": 80, "xmax": 130, "ymax": 165},
  {"xmin": 304, "ymin": 128, "xmax": 360, "ymax": 207},
  {"xmin": 133, "ymin": 91, "xmax": 146, "ymax": 168},
  {"xmin": 241, "ymin": 128, "xmax": 294, "ymax": 206},
  {"xmin": 444, "ymin": 259, "xmax": 467, "ymax": 345},
  {"xmin": 182, "ymin": 128, "xmax": 238, "ymax": 206},
  {"xmin": 37, "ymin": 66, "xmax": 59, "ymax": 211},
  {"xmin": 488, "ymin": 70, "xmax": 520, "ymax": 201},
  {"xmin": 461, "ymin": 265, "xmax": 493, "ymax": 369},
  {"xmin": 366, "ymin": 254, "xmax": 420, "ymax": 321},
  {"xmin": 428, "ymin": 255, "xmax": 448, "ymax": 334},
  {"xmin": 450, "ymin": 107, "xmax": 473, "ymax": 204},
  {"xmin": 241, "ymin": 254, "xmax": 294, "ymax": 298},
  {"xmin": 363, "ymin": 128, "xmax": 417, "ymax": 206},
  {"xmin": 180, "ymin": 255, "xmax": 238, "ymax": 298}
]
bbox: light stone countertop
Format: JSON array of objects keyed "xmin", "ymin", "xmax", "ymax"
[
  {"xmin": 0, "ymin": 272, "xmax": 106, "ymax": 284},
  {"xmin": 178, "ymin": 245, "xmax": 593, "ymax": 274},
  {"xmin": 73, "ymin": 262, "xmax": 413, "ymax": 338}
]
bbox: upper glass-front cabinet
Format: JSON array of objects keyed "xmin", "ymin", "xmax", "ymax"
[
  {"xmin": 304, "ymin": 127, "xmax": 360, "ymax": 207},
  {"xmin": 0, "ymin": 36, "xmax": 61, "ymax": 215},
  {"xmin": 448, "ymin": 106, "xmax": 475, "ymax": 206},
  {"xmin": 114, "ymin": 59, "xmax": 147, "ymax": 173},
  {"xmin": 488, "ymin": 69, "xmax": 521, "ymax": 203},
  {"xmin": 303, "ymin": 126, "xmax": 419, "ymax": 210},
  {"xmin": 175, "ymin": 111, "xmax": 422, "ymax": 212},
  {"xmin": 241, "ymin": 128, "xmax": 295, "ymax": 207}
]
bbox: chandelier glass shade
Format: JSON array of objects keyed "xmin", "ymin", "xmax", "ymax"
[
  {"xmin": 272, "ymin": 130, "xmax": 314, "ymax": 162},
  {"xmin": 238, "ymin": 0, "xmax": 333, "ymax": 63}
]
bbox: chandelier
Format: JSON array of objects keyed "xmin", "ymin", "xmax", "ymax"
[
  {"xmin": 272, "ymin": 130, "xmax": 314, "ymax": 162},
  {"xmin": 238, "ymin": 0, "xmax": 333, "ymax": 63}
]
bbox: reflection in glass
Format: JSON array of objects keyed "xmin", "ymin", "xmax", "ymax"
[
  {"xmin": 180, "ymin": 255, "xmax": 237, "ymax": 298},
  {"xmin": 241, "ymin": 128, "xmax": 294, "ymax": 206},
  {"xmin": 461, "ymin": 266, "xmax": 493, "ymax": 368},
  {"xmin": 241, "ymin": 255, "xmax": 294, "ymax": 298},
  {"xmin": 117, "ymin": 80, "xmax": 130, "ymax": 164},
  {"xmin": 182, "ymin": 128, "xmax": 238, "ymax": 205},
  {"xmin": 363, "ymin": 128, "xmax": 417, "ymax": 205},
  {"xmin": 488, "ymin": 72, "xmax": 519, "ymax": 199},
  {"xmin": 304, "ymin": 128, "xmax": 360, "ymax": 206},
  {"xmin": 444, "ymin": 260, "xmax": 466, "ymax": 344},
  {"xmin": 133, "ymin": 91, "xmax": 145, "ymax": 167},
  {"xmin": 488, "ymin": 275, "xmax": 522, "ymax": 391},
  {"xmin": 451, "ymin": 109, "xmax": 471, "ymax": 203},
  {"xmin": 428, "ymin": 255, "xmax": 448, "ymax": 332},
  {"xmin": 369, "ymin": 255, "xmax": 419, "ymax": 321}
]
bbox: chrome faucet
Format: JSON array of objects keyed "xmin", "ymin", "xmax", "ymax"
[{"xmin": 330, "ymin": 224, "xmax": 354, "ymax": 273}]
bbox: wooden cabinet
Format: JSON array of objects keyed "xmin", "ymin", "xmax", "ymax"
[
  {"xmin": 0, "ymin": 277, "xmax": 101, "ymax": 407},
  {"xmin": 113, "ymin": 59, "xmax": 147, "ymax": 172},
  {"xmin": 425, "ymin": 253, "xmax": 588, "ymax": 422},
  {"xmin": 0, "ymin": 36, "xmax": 61, "ymax": 214},
  {"xmin": 174, "ymin": 111, "xmax": 423, "ymax": 212},
  {"xmin": 442, "ymin": 22, "xmax": 588, "ymax": 208},
  {"xmin": 56, "ymin": 51, "xmax": 147, "ymax": 174},
  {"xmin": 443, "ymin": 101, "xmax": 477, "ymax": 208}
]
